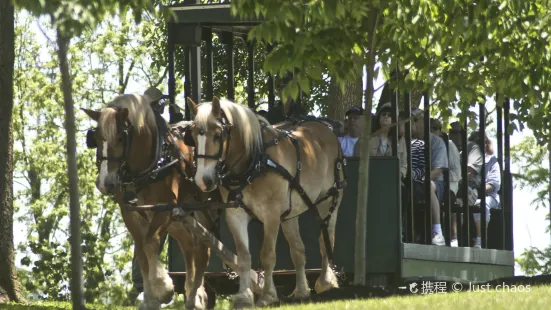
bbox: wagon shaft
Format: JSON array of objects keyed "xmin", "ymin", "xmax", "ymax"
[
  {"xmin": 125, "ymin": 201, "xmax": 239, "ymax": 212},
  {"xmin": 172, "ymin": 210, "xmax": 264, "ymax": 294}
]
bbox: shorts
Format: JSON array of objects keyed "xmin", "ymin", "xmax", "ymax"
[
  {"xmin": 413, "ymin": 180, "xmax": 445, "ymax": 203},
  {"xmin": 473, "ymin": 196, "xmax": 500, "ymax": 222}
]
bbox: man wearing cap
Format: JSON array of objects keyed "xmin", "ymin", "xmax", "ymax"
[
  {"xmin": 338, "ymin": 106, "xmax": 364, "ymax": 157},
  {"xmin": 410, "ymin": 109, "xmax": 448, "ymax": 246},
  {"xmin": 143, "ymin": 86, "xmax": 184, "ymax": 123}
]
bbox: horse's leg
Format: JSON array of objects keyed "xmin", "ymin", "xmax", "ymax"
[
  {"xmin": 281, "ymin": 217, "xmax": 310, "ymax": 300},
  {"xmin": 120, "ymin": 208, "xmax": 161, "ymax": 310},
  {"xmin": 186, "ymin": 211, "xmax": 213, "ymax": 310},
  {"xmin": 143, "ymin": 213, "xmax": 174, "ymax": 304},
  {"xmin": 255, "ymin": 216, "xmax": 280, "ymax": 307},
  {"xmin": 167, "ymin": 222, "xmax": 197, "ymax": 308},
  {"xmin": 225, "ymin": 208, "xmax": 254, "ymax": 308},
  {"xmin": 314, "ymin": 197, "xmax": 341, "ymax": 294}
]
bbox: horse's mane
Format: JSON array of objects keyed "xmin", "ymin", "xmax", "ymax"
[
  {"xmin": 99, "ymin": 94, "xmax": 156, "ymax": 145},
  {"xmin": 195, "ymin": 99, "xmax": 264, "ymax": 160}
]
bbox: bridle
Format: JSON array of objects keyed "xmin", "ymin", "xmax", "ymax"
[
  {"xmin": 86, "ymin": 106, "xmax": 134, "ymax": 176},
  {"xmin": 183, "ymin": 111, "xmax": 234, "ymax": 184}
]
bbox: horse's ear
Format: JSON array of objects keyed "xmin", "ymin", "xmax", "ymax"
[
  {"xmin": 186, "ymin": 97, "xmax": 198, "ymax": 116},
  {"xmin": 118, "ymin": 108, "xmax": 129, "ymax": 123},
  {"xmin": 211, "ymin": 96, "xmax": 221, "ymax": 117},
  {"xmin": 81, "ymin": 108, "xmax": 101, "ymax": 122}
]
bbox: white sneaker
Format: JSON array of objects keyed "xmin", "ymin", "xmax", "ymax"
[
  {"xmin": 432, "ymin": 233, "xmax": 446, "ymax": 246},
  {"xmin": 450, "ymin": 238, "xmax": 458, "ymax": 247},
  {"xmin": 473, "ymin": 238, "xmax": 481, "ymax": 248}
]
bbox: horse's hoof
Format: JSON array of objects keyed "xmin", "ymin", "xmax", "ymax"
[
  {"xmin": 232, "ymin": 289, "xmax": 254, "ymax": 309},
  {"xmin": 290, "ymin": 288, "xmax": 311, "ymax": 301},
  {"xmin": 138, "ymin": 300, "xmax": 161, "ymax": 310},
  {"xmin": 314, "ymin": 275, "xmax": 339, "ymax": 294},
  {"xmin": 255, "ymin": 293, "xmax": 279, "ymax": 308}
]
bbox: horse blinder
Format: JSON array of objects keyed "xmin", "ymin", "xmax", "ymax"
[
  {"xmin": 183, "ymin": 127, "xmax": 196, "ymax": 147},
  {"xmin": 86, "ymin": 129, "xmax": 97, "ymax": 149}
]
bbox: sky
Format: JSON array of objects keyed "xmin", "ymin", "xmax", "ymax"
[{"xmin": 11, "ymin": 13, "xmax": 550, "ymax": 280}]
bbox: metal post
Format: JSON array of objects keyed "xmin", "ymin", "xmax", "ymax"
[
  {"xmin": 391, "ymin": 67, "xmax": 401, "ymax": 249},
  {"xmin": 184, "ymin": 46, "xmax": 192, "ymax": 120},
  {"xmin": 266, "ymin": 44, "xmax": 275, "ymax": 112},
  {"xmin": 461, "ymin": 117, "xmax": 470, "ymax": 246},
  {"xmin": 423, "ymin": 93, "xmax": 432, "ymax": 244},
  {"xmin": 205, "ymin": 27, "xmax": 214, "ymax": 101},
  {"xmin": 247, "ymin": 40, "xmax": 255, "ymax": 109},
  {"xmin": 391, "ymin": 69, "xmax": 399, "ymax": 157},
  {"xmin": 404, "ymin": 91, "xmax": 414, "ymax": 243},
  {"xmin": 443, "ymin": 135, "xmax": 452, "ymax": 246},
  {"xmin": 496, "ymin": 95, "xmax": 505, "ymax": 250},
  {"xmin": 167, "ymin": 23, "xmax": 183, "ymax": 124},
  {"xmin": 190, "ymin": 43, "xmax": 202, "ymax": 104},
  {"xmin": 503, "ymin": 99, "xmax": 513, "ymax": 251},
  {"xmin": 226, "ymin": 33, "xmax": 235, "ymax": 101},
  {"xmin": 479, "ymin": 103, "xmax": 487, "ymax": 248}
]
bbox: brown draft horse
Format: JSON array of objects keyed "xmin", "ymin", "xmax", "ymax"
[
  {"xmin": 82, "ymin": 94, "xmax": 215, "ymax": 310},
  {"xmin": 183, "ymin": 97, "xmax": 345, "ymax": 308}
]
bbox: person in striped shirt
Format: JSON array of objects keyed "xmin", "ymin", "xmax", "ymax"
[{"xmin": 410, "ymin": 109, "xmax": 449, "ymax": 246}]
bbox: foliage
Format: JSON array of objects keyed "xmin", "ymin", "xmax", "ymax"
[
  {"xmin": 11, "ymin": 12, "xmax": 167, "ymax": 305},
  {"xmin": 230, "ymin": 0, "xmax": 551, "ymax": 140},
  {"xmin": 516, "ymin": 246, "xmax": 551, "ymax": 276},
  {"xmin": 511, "ymin": 136, "xmax": 550, "ymax": 213},
  {"xmin": 11, "ymin": 0, "xmax": 155, "ymax": 37},
  {"xmin": 511, "ymin": 135, "xmax": 551, "ymax": 276}
]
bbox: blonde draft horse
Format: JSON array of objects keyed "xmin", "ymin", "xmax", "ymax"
[
  {"xmin": 184, "ymin": 97, "xmax": 345, "ymax": 308},
  {"xmin": 82, "ymin": 94, "xmax": 213, "ymax": 310}
]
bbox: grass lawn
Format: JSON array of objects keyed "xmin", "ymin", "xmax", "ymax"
[{"xmin": 1, "ymin": 285, "xmax": 549, "ymax": 309}]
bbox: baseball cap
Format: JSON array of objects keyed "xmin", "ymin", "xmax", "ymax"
[
  {"xmin": 345, "ymin": 105, "xmax": 364, "ymax": 116},
  {"xmin": 143, "ymin": 87, "xmax": 167, "ymax": 104}
]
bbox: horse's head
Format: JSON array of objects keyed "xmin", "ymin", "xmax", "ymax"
[
  {"xmin": 184, "ymin": 96, "xmax": 263, "ymax": 192},
  {"xmin": 82, "ymin": 94, "xmax": 157, "ymax": 195}
]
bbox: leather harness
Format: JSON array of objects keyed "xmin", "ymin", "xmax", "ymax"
[{"xmin": 184, "ymin": 113, "xmax": 347, "ymax": 266}]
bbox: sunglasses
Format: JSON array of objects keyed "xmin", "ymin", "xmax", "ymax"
[
  {"xmin": 380, "ymin": 112, "xmax": 392, "ymax": 118},
  {"xmin": 431, "ymin": 126, "xmax": 442, "ymax": 131}
]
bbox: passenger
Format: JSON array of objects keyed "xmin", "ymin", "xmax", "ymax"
[
  {"xmin": 356, "ymin": 102, "xmax": 407, "ymax": 179},
  {"xmin": 410, "ymin": 109, "xmax": 448, "ymax": 246},
  {"xmin": 448, "ymin": 121, "xmax": 464, "ymax": 152},
  {"xmin": 338, "ymin": 106, "xmax": 364, "ymax": 157},
  {"xmin": 468, "ymin": 132, "xmax": 501, "ymax": 248},
  {"xmin": 431, "ymin": 119, "xmax": 462, "ymax": 247}
]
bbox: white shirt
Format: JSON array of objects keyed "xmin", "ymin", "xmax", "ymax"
[{"xmin": 338, "ymin": 135, "xmax": 359, "ymax": 157}]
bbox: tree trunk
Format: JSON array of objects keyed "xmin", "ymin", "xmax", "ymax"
[
  {"xmin": 56, "ymin": 30, "xmax": 84, "ymax": 308},
  {"xmin": 354, "ymin": 10, "xmax": 379, "ymax": 286},
  {"xmin": 327, "ymin": 61, "xmax": 363, "ymax": 122},
  {"xmin": 0, "ymin": 0, "xmax": 24, "ymax": 302}
]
